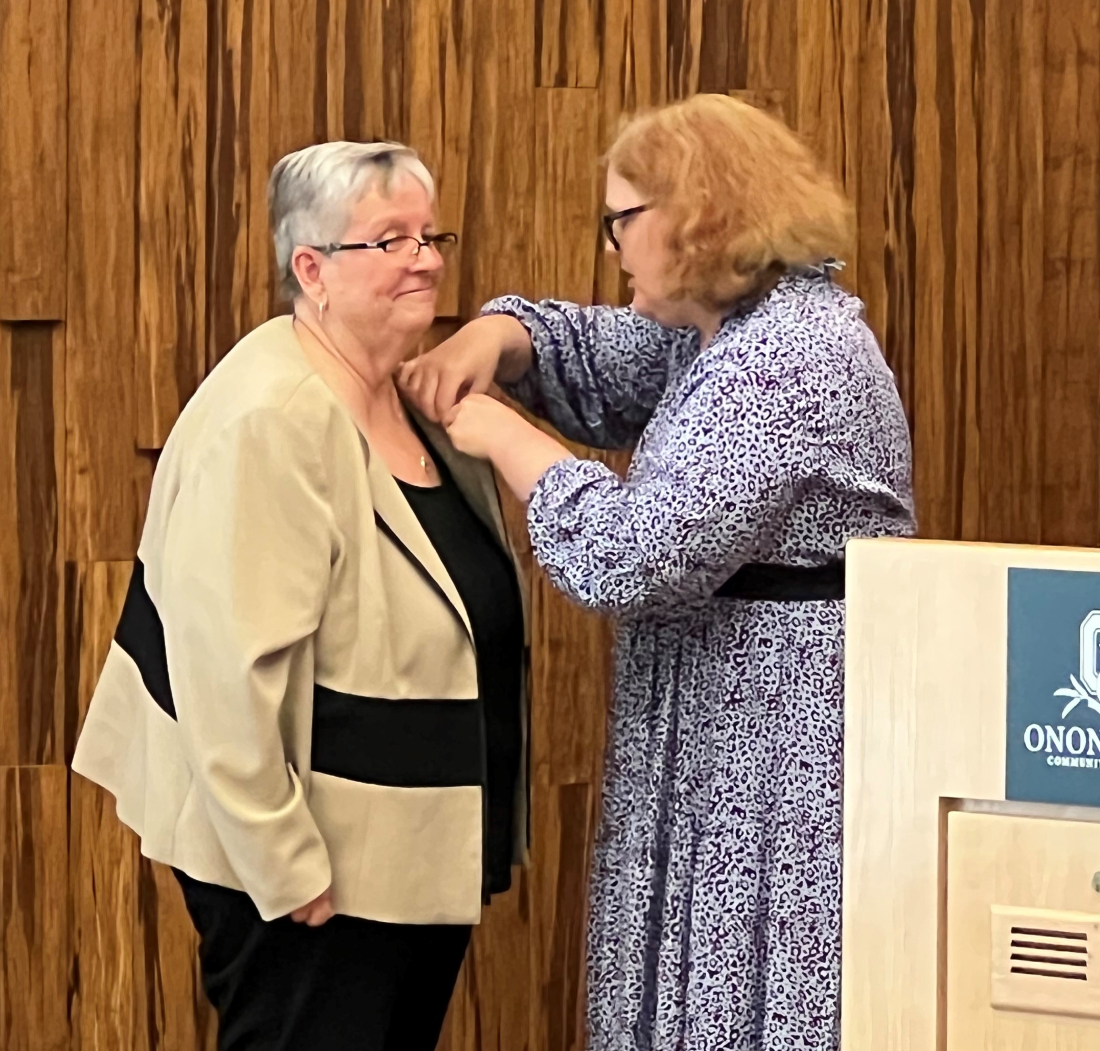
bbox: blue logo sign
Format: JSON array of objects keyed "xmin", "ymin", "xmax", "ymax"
[{"xmin": 1007, "ymin": 568, "xmax": 1100, "ymax": 806}]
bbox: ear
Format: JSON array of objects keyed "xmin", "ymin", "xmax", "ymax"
[{"xmin": 292, "ymin": 245, "xmax": 327, "ymax": 304}]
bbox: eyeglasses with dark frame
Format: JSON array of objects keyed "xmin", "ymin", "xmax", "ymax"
[
  {"xmin": 311, "ymin": 232, "xmax": 459, "ymax": 257},
  {"xmin": 602, "ymin": 205, "xmax": 651, "ymax": 251}
]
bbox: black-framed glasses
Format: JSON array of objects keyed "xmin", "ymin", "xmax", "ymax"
[
  {"xmin": 312, "ymin": 232, "xmax": 459, "ymax": 257},
  {"xmin": 602, "ymin": 205, "xmax": 650, "ymax": 251}
]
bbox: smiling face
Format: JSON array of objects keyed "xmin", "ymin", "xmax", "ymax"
[
  {"xmin": 604, "ymin": 167, "xmax": 696, "ymax": 328},
  {"xmin": 295, "ymin": 175, "xmax": 444, "ymax": 343}
]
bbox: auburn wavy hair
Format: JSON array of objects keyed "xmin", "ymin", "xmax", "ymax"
[{"xmin": 606, "ymin": 94, "xmax": 853, "ymax": 309}]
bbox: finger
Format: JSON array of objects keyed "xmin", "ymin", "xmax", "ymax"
[
  {"xmin": 441, "ymin": 402, "xmax": 462, "ymax": 428},
  {"xmin": 417, "ymin": 370, "xmax": 442, "ymax": 421},
  {"xmin": 400, "ymin": 368, "xmax": 431, "ymax": 417},
  {"xmin": 398, "ymin": 359, "xmax": 424, "ymax": 396},
  {"xmin": 435, "ymin": 370, "xmax": 465, "ymax": 420},
  {"xmin": 398, "ymin": 360, "xmax": 426, "ymax": 393},
  {"xmin": 308, "ymin": 903, "xmax": 334, "ymax": 927}
]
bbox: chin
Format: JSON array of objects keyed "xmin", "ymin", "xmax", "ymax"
[
  {"xmin": 631, "ymin": 293, "xmax": 675, "ymax": 328},
  {"xmin": 395, "ymin": 298, "xmax": 437, "ymax": 331}
]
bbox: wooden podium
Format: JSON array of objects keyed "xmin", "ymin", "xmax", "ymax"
[{"xmin": 842, "ymin": 539, "xmax": 1100, "ymax": 1051}]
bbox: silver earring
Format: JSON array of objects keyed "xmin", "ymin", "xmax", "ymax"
[{"xmin": 318, "ymin": 297, "xmax": 327, "ymax": 320}]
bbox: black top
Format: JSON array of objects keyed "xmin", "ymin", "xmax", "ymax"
[{"xmin": 396, "ymin": 461, "xmax": 524, "ymax": 896}]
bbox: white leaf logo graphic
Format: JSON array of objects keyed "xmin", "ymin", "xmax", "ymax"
[{"xmin": 1055, "ymin": 674, "xmax": 1100, "ymax": 719}]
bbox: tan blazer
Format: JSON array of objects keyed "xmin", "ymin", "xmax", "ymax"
[{"xmin": 72, "ymin": 316, "xmax": 529, "ymax": 925}]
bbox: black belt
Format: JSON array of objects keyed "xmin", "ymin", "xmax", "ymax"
[{"xmin": 715, "ymin": 559, "xmax": 845, "ymax": 602}]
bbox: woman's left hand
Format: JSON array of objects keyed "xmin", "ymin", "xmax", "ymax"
[
  {"xmin": 444, "ymin": 393, "xmax": 575, "ymax": 501},
  {"xmin": 442, "ymin": 393, "xmax": 526, "ymax": 460}
]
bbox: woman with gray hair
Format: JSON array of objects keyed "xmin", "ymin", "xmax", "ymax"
[{"xmin": 71, "ymin": 141, "xmax": 528, "ymax": 1050}]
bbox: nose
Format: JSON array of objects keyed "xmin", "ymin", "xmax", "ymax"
[{"xmin": 412, "ymin": 244, "xmax": 445, "ymax": 273}]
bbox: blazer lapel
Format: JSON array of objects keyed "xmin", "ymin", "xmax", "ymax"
[
  {"xmin": 410, "ymin": 409, "xmax": 532, "ymax": 646},
  {"xmin": 411, "ymin": 411, "xmax": 509, "ymax": 550},
  {"xmin": 363, "ymin": 435, "xmax": 474, "ymax": 642}
]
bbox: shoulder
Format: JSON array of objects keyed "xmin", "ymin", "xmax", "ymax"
[
  {"xmin": 749, "ymin": 272, "xmax": 864, "ymax": 346},
  {"xmin": 703, "ymin": 274, "xmax": 870, "ymax": 380},
  {"xmin": 163, "ymin": 317, "xmax": 355, "ymax": 475}
]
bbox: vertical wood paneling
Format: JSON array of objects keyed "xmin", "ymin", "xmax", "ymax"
[
  {"xmin": 70, "ymin": 774, "xmax": 140, "ymax": 1051},
  {"xmin": 531, "ymin": 578, "xmax": 612, "ymax": 786},
  {"xmin": 66, "ymin": 562, "xmax": 132, "ymax": 759},
  {"xmin": 884, "ymin": 0, "xmax": 918, "ymax": 417},
  {"xmin": 535, "ymin": 89, "xmax": 601, "ymax": 304},
  {"xmin": 948, "ymin": 0, "xmax": 983, "ymax": 542},
  {"xmin": 440, "ymin": 877, "xmax": 532, "ymax": 1051},
  {"xmin": 133, "ymin": 859, "xmax": 217, "ymax": 1051},
  {"xmin": 596, "ymin": 0, "xmax": 669, "ymax": 304},
  {"xmin": 1038, "ymin": 2, "xmax": 1100, "ymax": 546},
  {"xmin": 68, "ymin": 561, "xmax": 136, "ymax": 1051},
  {"xmin": 529, "ymin": 784, "xmax": 598, "ymax": 1051},
  {"xmin": 459, "ymin": 0, "xmax": 538, "ymax": 313},
  {"xmin": 698, "ymin": 0, "xmax": 734, "ymax": 92},
  {"xmin": 796, "ymin": 0, "xmax": 862, "ymax": 282},
  {"xmin": 324, "ymin": 0, "xmax": 410, "ymax": 143},
  {"xmin": 409, "ymin": 0, "xmax": 473, "ymax": 317},
  {"xmin": 667, "ymin": 0, "xmax": 704, "ymax": 99},
  {"xmin": 341, "ymin": 0, "xmax": 407, "ymax": 141},
  {"xmin": 207, "ymin": 0, "xmax": 273, "ymax": 360},
  {"xmin": 0, "ymin": 324, "xmax": 65, "ymax": 766},
  {"xmin": 976, "ymin": 0, "xmax": 1046, "ymax": 544},
  {"xmin": 910, "ymin": 0, "xmax": 966, "ymax": 540},
  {"xmin": 537, "ymin": 0, "xmax": 602, "ymax": 88},
  {"xmin": 0, "ymin": 0, "xmax": 67, "ymax": 321},
  {"xmin": 738, "ymin": 0, "xmax": 798, "ymax": 96},
  {"xmin": 694, "ymin": 0, "xmax": 799, "ymax": 103},
  {"xmin": 856, "ymin": 1, "xmax": 889, "ymax": 338},
  {"xmin": 340, "ymin": 0, "xmax": 409, "ymax": 142},
  {"xmin": 66, "ymin": 0, "xmax": 153, "ymax": 562},
  {"xmin": 855, "ymin": 0, "xmax": 901, "ymax": 371},
  {"xmin": 137, "ymin": 0, "xmax": 208, "ymax": 449},
  {"xmin": 0, "ymin": 765, "xmax": 68, "ymax": 1051},
  {"xmin": 270, "ymin": 0, "xmax": 325, "ymax": 161}
]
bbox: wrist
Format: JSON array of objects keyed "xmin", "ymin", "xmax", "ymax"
[{"xmin": 495, "ymin": 422, "xmax": 572, "ymax": 502}]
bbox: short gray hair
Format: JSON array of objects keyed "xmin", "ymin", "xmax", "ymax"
[{"xmin": 268, "ymin": 140, "xmax": 436, "ymax": 299}]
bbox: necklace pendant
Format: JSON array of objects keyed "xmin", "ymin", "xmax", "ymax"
[{"xmin": 420, "ymin": 455, "xmax": 429, "ymax": 474}]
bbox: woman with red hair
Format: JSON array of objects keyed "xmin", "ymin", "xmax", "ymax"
[{"xmin": 403, "ymin": 94, "xmax": 915, "ymax": 1050}]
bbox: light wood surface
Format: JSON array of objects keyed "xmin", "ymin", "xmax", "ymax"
[
  {"xmin": 844, "ymin": 538, "xmax": 1100, "ymax": 1051},
  {"xmin": 947, "ymin": 812, "xmax": 1100, "ymax": 1049}
]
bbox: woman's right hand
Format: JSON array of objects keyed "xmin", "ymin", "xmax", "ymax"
[
  {"xmin": 290, "ymin": 887, "xmax": 335, "ymax": 927},
  {"xmin": 398, "ymin": 314, "xmax": 532, "ymax": 422}
]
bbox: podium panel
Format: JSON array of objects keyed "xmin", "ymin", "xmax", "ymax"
[
  {"xmin": 843, "ymin": 539, "xmax": 1100, "ymax": 1051},
  {"xmin": 946, "ymin": 812, "xmax": 1100, "ymax": 1049}
]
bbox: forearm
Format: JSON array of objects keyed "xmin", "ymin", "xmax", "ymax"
[{"xmin": 489, "ymin": 421, "xmax": 574, "ymax": 502}]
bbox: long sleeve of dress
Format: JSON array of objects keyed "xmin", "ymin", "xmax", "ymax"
[
  {"xmin": 482, "ymin": 295, "xmax": 691, "ymax": 449},
  {"xmin": 525, "ymin": 352, "xmax": 809, "ymax": 618},
  {"xmin": 158, "ymin": 400, "xmax": 335, "ymax": 920}
]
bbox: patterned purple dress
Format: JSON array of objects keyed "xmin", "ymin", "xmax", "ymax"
[{"xmin": 485, "ymin": 271, "xmax": 914, "ymax": 1051}]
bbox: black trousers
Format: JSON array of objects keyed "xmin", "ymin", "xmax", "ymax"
[{"xmin": 174, "ymin": 871, "xmax": 471, "ymax": 1051}]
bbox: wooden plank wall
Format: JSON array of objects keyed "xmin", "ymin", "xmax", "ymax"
[{"xmin": 0, "ymin": 1, "xmax": 1097, "ymax": 1048}]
